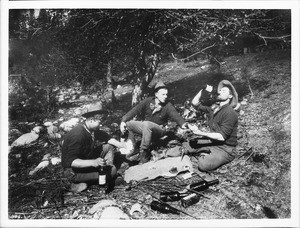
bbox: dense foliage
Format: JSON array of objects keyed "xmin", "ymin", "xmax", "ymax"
[{"xmin": 9, "ymin": 9, "xmax": 291, "ymax": 122}]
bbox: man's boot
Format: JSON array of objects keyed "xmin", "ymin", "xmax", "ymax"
[
  {"xmin": 139, "ymin": 149, "xmax": 151, "ymax": 165},
  {"xmin": 125, "ymin": 147, "xmax": 140, "ymax": 161}
]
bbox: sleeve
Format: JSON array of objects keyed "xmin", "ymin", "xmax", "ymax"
[
  {"xmin": 94, "ymin": 130, "xmax": 111, "ymax": 143},
  {"xmin": 212, "ymin": 111, "xmax": 238, "ymax": 140},
  {"xmin": 167, "ymin": 104, "xmax": 185, "ymax": 127},
  {"xmin": 121, "ymin": 98, "xmax": 148, "ymax": 122},
  {"xmin": 193, "ymin": 103, "xmax": 211, "ymax": 113},
  {"xmin": 62, "ymin": 132, "xmax": 85, "ymax": 168}
]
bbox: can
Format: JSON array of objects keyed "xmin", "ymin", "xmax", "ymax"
[{"xmin": 181, "ymin": 193, "xmax": 201, "ymax": 208}]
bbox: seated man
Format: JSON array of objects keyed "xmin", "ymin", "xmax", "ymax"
[
  {"xmin": 185, "ymin": 80, "xmax": 239, "ymax": 172},
  {"xmin": 120, "ymin": 81, "xmax": 187, "ymax": 164},
  {"xmin": 62, "ymin": 103, "xmax": 125, "ymax": 193}
]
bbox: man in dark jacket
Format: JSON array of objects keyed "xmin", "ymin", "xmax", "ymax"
[
  {"xmin": 62, "ymin": 103, "xmax": 125, "ymax": 192},
  {"xmin": 120, "ymin": 81, "xmax": 187, "ymax": 164},
  {"xmin": 186, "ymin": 80, "xmax": 239, "ymax": 171}
]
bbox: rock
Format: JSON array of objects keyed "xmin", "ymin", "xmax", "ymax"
[
  {"xmin": 73, "ymin": 109, "xmax": 82, "ymax": 116},
  {"xmin": 47, "ymin": 125, "xmax": 58, "ymax": 134},
  {"xmin": 58, "ymin": 109, "xmax": 64, "ymax": 114},
  {"xmin": 241, "ymin": 100, "xmax": 247, "ymax": 105},
  {"xmin": 50, "ymin": 157, "xmax": 61, "ymax": 165},
  {"xmin": 47, "ymin": 125, "xmax": 61, "ymax": 139},
  {"xmin": 100, "ymin": 206, "xmax": 129, "ymax": 219},
  {"xmin": 29, "ymin": 160, "xmax": 50, "ymax": 176},
  {"xmin": 42, "ymin": 153, "xmax": 51, "ymax": 160},
  {"xmin": 59, "ymin": 118, "xmax": 80, "ymax": 132},
  {"xmin": 43, "ymin": 122, "xmax": 53, "ymax": 127},
  {"xmin": 32, "ymin": 126, "xmax": 43, "ymax": 134},
  {"xmin": 88, "ymin": 199, "xmax": 118, "ymax": 214},
  {"xmin": 79, "ymin": 95, "xmax": 89, "ymax": 101},
  {"xmin": 10, "ymin": 129, "xmax": 40, "ymax": 149}
]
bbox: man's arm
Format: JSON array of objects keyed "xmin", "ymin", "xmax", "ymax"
[
  {"xmin": 121, "ymin": 98, "xmax": 149, "ymax": 123},
  {"xmin": 71, "ymin": 157, "xmax": 106, "ymax": 168},
  {"xmin": 167, "ymin": 104, "xmax": 186, "ymax": 128},
  {"xmin": 192, "ymin": 129, "xmax": 225, "ymax": 141},
  {"xmin": 120, "ymin": 98, "xmax": 149, "ymax": 133},
  {"xmin": 191, "ymin": 89, "xmax": 202, "ymax": 106},
  {"xmin": 107, "ymin": 138, "xmax": 127, "ymax": 148}
]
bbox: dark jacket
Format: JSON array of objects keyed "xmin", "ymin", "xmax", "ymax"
[
  {"xmin": 196, "ymin": 103, "xmax": 238, "ymax": 146},
  {"xmin": 62, "ymin": 124, "xmax": 111, "ymax": 168},
  {"xmin": 121, "ymin": 97, "xmax": 185, "ymax": 127}
]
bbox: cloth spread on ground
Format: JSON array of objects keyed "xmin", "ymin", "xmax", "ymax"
[{"xmin": 124, "ymin": 156, "xmax": 193, "ymax": 183}]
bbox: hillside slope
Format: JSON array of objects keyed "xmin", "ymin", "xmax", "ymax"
[{"xmin": 8, "ymin": 49, "xmax": 292, "ymax": 220}]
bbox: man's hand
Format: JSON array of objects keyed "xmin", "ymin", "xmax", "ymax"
[
  {"xmin": 120, "ymin": 122, "xmax": 127, "ymax": 134},
  {"xmin": 192, "ymin": 129, "xmax": 206, "ymax": 136},
  {"xmin": 93, "ymin": 157, "xmax": 106, "ymax": 168},
  {"xmin": 181, "ymin": 122, "xmax": 188, "ymax": 129}
]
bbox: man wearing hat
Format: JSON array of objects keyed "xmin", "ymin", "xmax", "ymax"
[
  {"xmin": 186, "ymin": 80, "xmax": 239, "ymax": 171},
  {"xmin": 120, "ymin": 81, "xmax": 188, "ymax": 164},
  {"xmin": 62, "ymin": 103, "xmax": 125, "ymax": 192}
]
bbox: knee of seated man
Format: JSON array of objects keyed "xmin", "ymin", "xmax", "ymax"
[
  {"xmin": 102, "ymin": 143, "xmax": 116, "ymax": 153},
  {"xmin": 142, "ymin": 121, "xmax": 152, "ymax": 129},
  {"xmin": 197, "ymin": 157, "xmax": 215, "ymax": 172}
]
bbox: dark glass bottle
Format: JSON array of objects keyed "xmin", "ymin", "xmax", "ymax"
[
  {"xmin": 150, "ymin": 201, "xmax": 180, "ymax": 215},
  {"xmin": 189, "ymin": 179, "xmax": 219, "ymax": 192},
  {"xmin": 159, "ymin": 191, "xmax": 189, "ymax": 202},
  {"xmin": 98, "ymin": 165, "xmax": 106, "ymax": 187},
  {"xmin": 120, "ymin": 130, "xmax": 128, "ymax": 142}
]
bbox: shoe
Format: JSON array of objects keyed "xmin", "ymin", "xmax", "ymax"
[
  {"xmin": 70, "ymin": 182, "xmax": 88, "ymax": 193},
  {"xmin": 138, "ymin": 149, "xmax": 151, "ymax": 165},
  {"xmin": 114, "ymin": 175, "xmax": 126, "ymax": 186}
]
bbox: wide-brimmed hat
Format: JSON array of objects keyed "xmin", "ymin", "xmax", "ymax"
[
  {"xmin": 217, "ymin": 80, "xmax": 238, "ymax": 108},
  {"xmin": 154, "ymin": 81, "xmax": 167, "ymax": 92},
  {"xmin": 82, "ymin": 102, "xmax": 108, "ymax": 118}
]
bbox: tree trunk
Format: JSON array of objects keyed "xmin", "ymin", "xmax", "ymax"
[
  {"xmin": 131, "ymin": 53, "xmax": 159, "ymax": 107},
  {"xmin": 106, "ymin": 61, "xmax": 117, "ymax": 105}
]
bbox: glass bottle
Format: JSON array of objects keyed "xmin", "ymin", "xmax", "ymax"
[
  {"xmin": 150, "ymin": 201, "xmax": 180, "ymax": 214},
  {"xmin": 159, "ymin": 191, "xmax": 189, "ymax": 202},
  {"xmin": 98, "ymin": 165, "xmax": 106, "ymax": 187},
  {"xmin": 189, "ymin": 179, "xmax": 219, "ymax": 192}
]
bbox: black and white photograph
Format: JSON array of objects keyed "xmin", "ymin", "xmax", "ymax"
[{"xmin": 1, "ymin": 0, "xmax": 299, "ymax": 227}]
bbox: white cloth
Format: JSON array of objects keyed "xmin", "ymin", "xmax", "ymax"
[{"xmin": 124, "ymin": 156, "xmax": 193, "ymax": 183}]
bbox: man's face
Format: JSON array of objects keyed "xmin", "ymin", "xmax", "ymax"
[
  {"xmin": 89, "ymin": 119, "xmax": 101, "ymax": 130},
  {"xmin": 217, "ymin": 87, "xmax": 232, "ymax": 102},
  {"xmin": 155, "ymin": 88, "xmax": 168, "ymax": 104},
  {"xmin": 88, "ymin": 115, "xmax": 102, "ymax": 130}
]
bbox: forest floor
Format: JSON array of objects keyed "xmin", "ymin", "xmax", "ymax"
[{"xmin": 7, "ymin": 49, "xmax": 293, "ymax": 222}]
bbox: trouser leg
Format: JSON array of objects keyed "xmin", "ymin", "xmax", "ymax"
[
  {"xmin": 126, "ymin": 120, "xmax": 165, "ymax": 150},
  {"xmin": 64, "ymin": 144, "xmax": 117, "ymax": 184},
  {"xmin": 197, "ymin": 145, "xmax": 235, "ymax": 172},
  {"xmin": 126, "ymin": 120, "xmax": 144, "ymax": 146},
  {"xmin": 182, "ymin": 141, "xmax": 235, "ymax": 172},
  {"xmin": 100, "ymin": 144, "xmax": 117, "ymax": 178}
]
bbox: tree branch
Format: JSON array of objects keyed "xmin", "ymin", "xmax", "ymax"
[{"xmin": 171, "ymin": 43, "xmax": 216, "ymax": 61}]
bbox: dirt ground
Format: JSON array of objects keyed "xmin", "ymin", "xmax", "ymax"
[{"xmin": 8, "ymin": 49, "xmax": 292, "ymax": 221}]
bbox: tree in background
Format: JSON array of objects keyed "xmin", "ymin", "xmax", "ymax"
[{"xmin": 9, "ymin": 9, "xmax": 291, "ymax": 121}]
